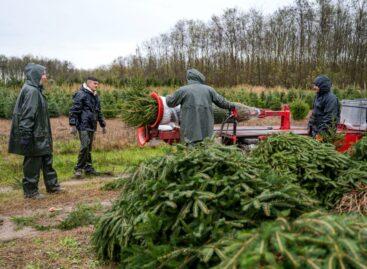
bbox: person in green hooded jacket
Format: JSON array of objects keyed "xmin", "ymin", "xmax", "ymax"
[
  {"xmin": 166, "ymin": 68, "xmax": 234, "ymax": 144},
  {"xmin": 8, "ymin": 63, "xmax": 61, "ymax": 199}
]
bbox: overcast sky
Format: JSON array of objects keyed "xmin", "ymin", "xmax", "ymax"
[{"xmin": 0, "ymin": 0, "xmax": 293, "ymax": 69}]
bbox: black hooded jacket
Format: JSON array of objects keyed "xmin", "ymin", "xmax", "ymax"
[
  {"xmin": 8, "ymin": 63, "xmax": 53, "ymax": 156},
  {"xmin": 69, "ymin": 85, "xmax": 106, "ymax": 132},
  {"xmin": 308, "ymin": 75, "xmax": 340, "ymax": 136}
]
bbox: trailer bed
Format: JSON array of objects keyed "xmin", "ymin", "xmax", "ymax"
[{"xmin": 215, "ymin": 126, "xmax": 309, "ymax": 137}]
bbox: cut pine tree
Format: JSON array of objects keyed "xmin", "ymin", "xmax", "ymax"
[{"xmin": 120, "ymin": 85, "xmax": 257, "ymax": 127}]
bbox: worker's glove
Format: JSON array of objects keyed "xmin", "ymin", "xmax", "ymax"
[
  {"xmin": 253, "ymin": 108, "xmax": 261, "ymax": 117},
  {"xmin": 315, "ymin": 134, "xmax": 324, "ymax": 142},
  {"xmin": 70, "ymin": 126, "xmax": 77, "ymax": 135},
  {"xmin": 258, "ymin": 109, "xmax": 266, "ymax": 118},
  {"xmin": 102, "ymin": 127, "xmax": 107, "ymax": 134},
  {"xmin": 20, "ymin": 136, "xmax": 32, "ymax": 152}
]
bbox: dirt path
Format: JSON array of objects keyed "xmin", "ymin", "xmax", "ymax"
[
  {"xmin": 0, "ymin": 176, "xmax": 122, "ymax": 268},
  {"xmin": 0, "ymin": 226, "xmax": 117, "ymax": 268},
  {"xmin": 0, "ymin": 177, "xmax": 120, "ymax": 215},
  {"xmin": 0, "ymin": 177, "xmax": 120, "ymax": 239}
]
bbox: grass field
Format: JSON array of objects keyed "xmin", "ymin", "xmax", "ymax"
[
  {"xmin": 0, "ymin": 117, "xmax": 169, "ymax": 187},
  {"xmin": 0, "ymin": 117, "xmax": 170, "ymax": 268},
  {"xmin": 0, "ymin": 142, "xmax": 168, "ymax": 187}
]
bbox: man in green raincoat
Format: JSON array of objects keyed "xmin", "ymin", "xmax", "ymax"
[
  {"xmin": 166, "ymin": 69, "xmax": 235, "ymax": 144},
  {"xmin": 8, "ymin": 63, "xmax": 61, "ymax": 199}
]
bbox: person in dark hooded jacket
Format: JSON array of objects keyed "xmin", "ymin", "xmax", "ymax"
[
  {"xmin": 166, "ymin": 69, "xmax": 234, "ymax": 144},
  {"xmin": 69, "ymin": 77, "xmax": 106, "ymax": 178},
  {"xmin": 8, "ymin": 63, "xmax": 61, "ymax": 199},
  {"xmin": 308, "ymin": 75, "xmax": 340, "ymax": 140}
]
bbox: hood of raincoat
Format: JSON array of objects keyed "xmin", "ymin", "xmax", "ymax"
[
  {"xmin": 314, "ymin": 75, "xmax": 332, "ymax": 94},
  {"xmin": 25, "ymin": 63, "xmax": 46, "ymax": 88},
  {"xmin": 187, "ymin": 68, "xmax": 205, "ymax": 84}
]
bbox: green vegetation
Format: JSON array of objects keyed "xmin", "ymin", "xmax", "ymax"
[
  {"xmin": 334, "ymin": 139, "xmax": 367, "ymax": 215},
  {"xmin": 290, "ymin": 99, "xmax": 310, "ymax": 120},
  {"xmin": 214, "ymin": 212, "xmax": 367, "ymax": 268},
  {"xmin": 119, "ymin": 82, "xmax": 158, "ymax": 127},
  {"xmin": 93, "ymin": 136, "xmax": 367, "ymax": 268},
  {"xmin": 11, "ymin": 203, "xmax": 104, "ymax": 231},
  {"xmin": 0, "ymin": 231, "xmax": 104, "ymax": 268},
  {"xmin": 10, "ymin": 216, "xmax": 38, "ymax": 230},
  {"xmin": 1, "ymin": 0, "xmax": 366, "ymax": 89},
  {"xmin": 350, "ymin": 135, "xmax": 367, "ymax": 161},
  {"xmin": 0, "ymin": 139, "xmax": 169, "ymax": 187},
  {"xmin": 0, "ymin": 85, "xmax": 365, "ymax": 121},
  {"xmin": 252, "ymin": 133, "xmax": 355, "ymax": 207},
  {"xmin": 58, "ymin": 203, "xmax": 102, "ymax": 230},
  {"xmin": 0, "ymin": 87, "xmax": 18, "ymax": 118},
  {"xmin": 10, "ymin": 215, "xmax": 50, "ymax": 231},
  {"xmin": 0, "ymin": 85, "xmax": 125, "ymax": 119}
]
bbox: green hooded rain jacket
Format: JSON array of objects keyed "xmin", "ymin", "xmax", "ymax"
[{"xmin": 166, "ymin": 69, "xmax": 233, "ymax": 143}]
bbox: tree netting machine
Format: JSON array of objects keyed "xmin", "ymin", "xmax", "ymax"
[{"xmin": 137, "ymin": 92, "xmax": 367, "ymax": 152}]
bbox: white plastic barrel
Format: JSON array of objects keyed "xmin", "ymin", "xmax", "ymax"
[
  {"xmin": 160, "ymin": 96, "xmax": 180, "ymax": 125},
  {"xmin": 340, "ymin": 99, "xmax": 367, "ymax": 130}
]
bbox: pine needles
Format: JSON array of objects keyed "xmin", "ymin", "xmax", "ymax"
[
  {"xmin": 119, "ymin": 84, "xmax": 258, "ymax": 127},
  {"xmin": 120, "ymin": 82, "xmax": 158, "ymax": 127},
  {"xmin": 252, "ymin": 133, "xmax": 356, "ymax": 207},
  {"xmin": 334, "ymin": 138, "xmax": 367, "ymax": 214},
  {"xmin": 214, "ymin": 211, "xmax": 367, "ymax": 269},
  {"xmin": 93, "ymin": 141, "xmax": 317, "ymax": 265},
  {"xmin": 93, "ymin": 134, "xmax": 367, "ymax": 268},
  {"xmin": 350, "ymin": 136, "xmax": 367, "ymax": 161},
  {"xmin": 290, "ymin": 99, "xmax": 310, "ymax": 120}
]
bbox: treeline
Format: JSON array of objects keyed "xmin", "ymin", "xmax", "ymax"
[
  {"xmin": 1, "ymin": 0, "xmax": 366, "ymax": 88},
  {"xmin": 118, "ymin": 0, "xmax": 367, "ymax": 88},
  {"xmin": 0, "ymin": 54, "xmax": 130, "ymax": 87},
  {"xmin": 0, "ymin": 55, "xmax": 80, "ymax": 86},
  {"xmin": 0, "ymin": 54, "xmax": 129, "ymax": 87}
]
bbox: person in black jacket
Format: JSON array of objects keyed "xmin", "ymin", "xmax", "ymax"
[
  {"xmin": 69, "ymin": 77, "xmax": 106, "ymax": 178},
  {"xmin": 308, "ymin": 75, "xmax": 340, "ymax": 141},
  {"xmin": 9, "ymin": 63, "xmax": 61, "ymax": 199}
]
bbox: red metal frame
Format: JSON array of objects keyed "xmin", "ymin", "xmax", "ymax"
[
  {"xmin": 137, "ymin": 92, "xmax": 180, "ymax": 146},
  {"xmin": 337, "ymin": 132, "xmax": 364, "ymax": 153},
  {"xmin": 159, "ymin": 128, "xmax": 181, "ymax": 144},
  {"xmin": 137, "ymin": 126, "xmax": 150, "ymax": 146},
  {"xmin": 335, "ymin": 124, "xmax": 365, "ymax": 153},
  {"xmin": 230, "ymin": 108, "xmax": 238, "ymax": 144},
  {"xmin": 258, "ymin": 105, "xmax": 291, "ymax": 130},
  {"xmin": 138, "ymin": 99, "xmax": 365, "ymax": 150},
  {"xmin": 149, "ymin": 92, "xmax": 164, "ymax": 128}
]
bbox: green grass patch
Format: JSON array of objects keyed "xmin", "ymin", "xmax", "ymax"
[
  {"xmin": 101, "ymin": 177, "xmax": 128, "ymax": 190},
  {"xmin": 10, "ymin": 215, "xmax": 50, "ymax": 231},
  {"xmin": 0, "ymin": 142, "xmax": 170, "ymax": 187},
  {"xmin": 58, "ymin": 203, "xmax": 102, "ymax": 230},
  {"xmin": 11, "ymin": 203, "xmax": 105, "ymax": 231},
  {"xmin": 59, "ymin": 236, "xmax": 79, "ymax": 248},
  {"xmin": 25, "ymin": 263, "xmax": 42, "ymax": 269},
  {"xmin": 10, "ymin": 216, "xmax": 37, "ymax": 230}
]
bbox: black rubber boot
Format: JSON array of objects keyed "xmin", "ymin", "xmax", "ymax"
[
  {"xmin": 42, "ymin": 154, "xmax": 60, "ymax": 192},
  {"xmin": 23, "ymin": 156, "xmax": 42, "ymax": 197}
]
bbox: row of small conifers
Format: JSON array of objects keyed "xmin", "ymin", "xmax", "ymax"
[{"xmin": 93, "ymin": 134, "xmax": 367, "ymax": 268}]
